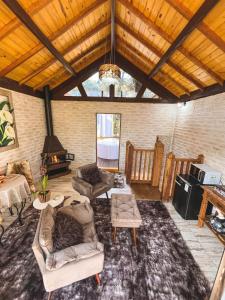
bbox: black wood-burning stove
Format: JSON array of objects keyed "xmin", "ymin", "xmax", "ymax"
[{"xmin": 41, "ymin": 86, "xmax": 74, "ymax": 179}]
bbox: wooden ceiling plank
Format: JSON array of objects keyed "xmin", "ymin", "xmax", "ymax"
[
  {"xmin": 0, "ymin": 0, "xmax": 51, "ymax": 40},
  {"xmin": 33, "ymin": 39, "xmax": 109, "ymax": 90},
  {"xmin": 3, "ymin": 0, "xmax": 77, "ymax": 76},
  {"xmin": 165, "ymin": 0, "xmax": 225, "ymax": 53},
  {"xmin": 0, "ymin": 0, "xmax": 107, "ymax": 77},
  {"xmin": 118, "ymin": 0, "xmax": 223, "ymax": 85},
  {"xmin": 117, "ymin": 37, "xmax": 190, "ymax": 96},
  {"xmin": 116, "ymin": 19, "xmax": 205, "ymax": 90},
  {"xmin": 179, "ymin": 46, "xmax": 223, "ymax": 85},
  {"xmin": 19, "ymin": 20, "xmax": 110, "ymax": 85},
  {"xmin": 148, "ymin": 0, "xmax": 220, "ymax": 79},
  {"xmin": 0, "ymin": 43, "xmax": 43, "ymax": 77}
]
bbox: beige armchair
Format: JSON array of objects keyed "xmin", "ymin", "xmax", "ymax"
[
  {"xmin": 72, "ymin": 163, "xmax": 114, "ymax": 201},
  {"xmin": 32, "ymin": 203, "xmax": 104, "ymax": 296}
]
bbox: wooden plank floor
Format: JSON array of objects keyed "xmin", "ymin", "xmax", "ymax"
[{"xmin": 1, "ymin": 173, "xmax": 223, "ymax": 289}]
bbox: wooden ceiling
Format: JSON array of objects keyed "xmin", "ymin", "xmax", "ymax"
[{"xmin": 0, "ymin": 0, "xmax": 225, "ymax": 102}]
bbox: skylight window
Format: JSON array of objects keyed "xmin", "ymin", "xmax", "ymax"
[
  {"xmin": 65, "ymin": 87, "xmax": 81, "ymax": 97},
  {"xmin": 142, "ymin": 89, "xmax": 159, "ymax": 98},
  {"xmin": 64, "ymin": 69, "xmax": 142, "ymax": 98}
]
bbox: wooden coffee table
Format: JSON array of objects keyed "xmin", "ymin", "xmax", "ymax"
[{"xmin": 111, "ymin": 193, "xmax": 142, "ymax": 246}]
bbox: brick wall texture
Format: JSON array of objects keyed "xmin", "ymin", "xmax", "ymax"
[
  {"xmin": 0, "ymin": 90, "xmax": 46, "ymax": 180},
  {"xmin": 1, "ymin": 90, "xmax": 225, "ymax": 184},
  {"xmin": 172, "ymin": 93, "xmax": 225, "ymax": 182},
  {"xmin": 51, "ymin": 101, "xmax": 177, "ymax": 170}
]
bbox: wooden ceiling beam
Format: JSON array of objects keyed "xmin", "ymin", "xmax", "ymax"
[
  {"xmin": 136, "ymin": 86, "xmax": 146, "ymax": 98},
  {"xmin": 115, "ymin": 52, "xmax": 178, "ymax": 101},
  {"xmin": 111, "ymin": 0, "xmax": 116, "ymax": 60},
  {"xmin": 116, "ymin": 19, "xmax": 205, "ymax": 90},
  {"xmin": 51, "ymin": 51, "xmax": 177, "ymax": 101},
  {"xmin": 53, "ymin": 95, "xmax": 175, "ymax": 104},
  {"xmin": 0, "ymin": 76, "xmax": 43, "ymax": 98},
  {"xmin": 180, "ymin": 81, "xmax": 225, "ymax": 101},
  {"xmin": 19, "ymin": 20, "xmax": 110, "ymax": 85},
  {"xmin": 33, "ymin": 39, "xmax": 109, "ymax": 91},
  {"xmin": 2, "ymin": 0, "xmax": 77, "ymax": 77},
  {"xmin": 0, "ymin": 0, "xmax": 51, "ymax": 40},
  {"xmin": 165, "ymin": 0, "xmax": 225, "ymax": 52},
  {"xmin": 118, "ymin": 0, "xmax": 223, "ymax": 85},
  {"xmin": 148, "ymin": 0, "xmax": 220, "ymax": 79},
  {"xmin": 52, "ymin": 54, "xmax": 109, "ymax": 98},
  {"xmin": 117, "ymin": 37, "xmax": 190, "ymax": 96},
  {"xmin": 0, "ymin": 0, "xmax": 107, "ymax": 77}
]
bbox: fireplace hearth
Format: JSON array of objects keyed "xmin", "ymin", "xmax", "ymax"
[
  {"xmin": 41, "ymin": 136, "xmax": 74, "ymax": 179},
  {"xmin": 41, "ymin": 86, "xmax": 74, "ymax": 179}
]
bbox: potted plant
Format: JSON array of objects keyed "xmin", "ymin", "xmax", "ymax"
[
  {"xmin": 38, "ymin": 175, "xmax": 50, "ymax": 202},
  {"xmin": 32, "ymin": 166, "xmax": 50, "ymax": 202}
]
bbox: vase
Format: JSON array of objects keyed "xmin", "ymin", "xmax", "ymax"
[{"xmin": 39, "ymin": 190, "xmax": 50, "ymax": 202}]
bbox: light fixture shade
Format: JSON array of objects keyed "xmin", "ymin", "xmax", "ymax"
[{"xmin": 99, "ymin": 64, "xmax": 121, "ymax": 86}]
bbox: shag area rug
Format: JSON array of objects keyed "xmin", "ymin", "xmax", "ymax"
[{"xmin": 0, "ymin": 199, "xmax": 210, "ymax": 300}]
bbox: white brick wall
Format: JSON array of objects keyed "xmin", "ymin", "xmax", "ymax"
[
  {"xmin": 2, "ymin": 90, "xmax": 224, "ymax": 185},
  {"xmin": 172, "ymin": 92, "xmax": 225, "ymax": 182},
  {"xmin": 52, "ymin": 101, "xmax": 177, "ymax": 170},
  {"xmin": 0, "ymin": 90, "xmax": 46, "ymax": 180}
]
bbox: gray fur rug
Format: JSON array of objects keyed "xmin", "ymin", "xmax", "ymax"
[{"xmin": 0, "ymin": 199, "xmax": 210, "ymax": 300}]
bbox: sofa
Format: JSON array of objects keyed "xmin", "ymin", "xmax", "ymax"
[
  {"xmin": 32, "ymin": 202, "xmax": 104, "ymax": 293},
  {"xmin": 72, "ymin": 163, "xmax": 114, "ymax": 201}
]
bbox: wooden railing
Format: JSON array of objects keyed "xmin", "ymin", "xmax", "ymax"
[
  {"xmin": 161, "ymin": 152, "xmax": 204, "ymax": 201},
  {"xmin": 125, "ymin": 138, "xmax": 164, "ymax": 186}
]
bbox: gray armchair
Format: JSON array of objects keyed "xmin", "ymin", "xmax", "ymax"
[{"xmin": 72, "ymin": 163, "xmax": 114, "ymax": 200}]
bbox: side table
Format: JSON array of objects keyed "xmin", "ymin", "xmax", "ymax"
[
  {"xmin": 33, "ymin": 192, "xmax": 64, "ymax": 210},
  {"xmin": 0, "ymin": 174, "xmax": 31, "ymax": 245},
  {"xmin": 198, "ymin": 185, "xmax": 225, "ymax": 246}
]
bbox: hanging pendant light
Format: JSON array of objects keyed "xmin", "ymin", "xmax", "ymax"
[
  {"xmin": 99, "ymin": 0, "xmax": 120, "ymax": 87},
  {"xmin": 99, "ymin": 63, "xmax": 121, "ymax": 85}
]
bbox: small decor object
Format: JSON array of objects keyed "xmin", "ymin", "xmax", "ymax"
[
  {"xmin": 0, "ymin": 175, "xmax": 5, "ymax": 184},
  {"xmin": 210, "ymin": 209, "xmax": 225, "ymax": 234},
  {"xmin": 114, "ymin": 172, "xmax": 125, "ymax": 188},
  {"xmin": 0, "ymin": 89, "xmax": 18, "ymax": 152}
]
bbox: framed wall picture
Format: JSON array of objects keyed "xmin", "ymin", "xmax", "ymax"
[{"xmin": 0, "ymin": 89, "xmax": 18, "ymax": 152}]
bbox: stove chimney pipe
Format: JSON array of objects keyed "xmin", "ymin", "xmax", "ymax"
[{"xmin": 43, "ymin": 85, "xmax": 53, "ymax": 136}]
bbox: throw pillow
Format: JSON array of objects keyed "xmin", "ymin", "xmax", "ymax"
[
  {"xmin": 53, "ymin": 212, "xmax": 83, "ymax": 252},
  {"xmin": 80, "ymin": 165, "xmax": 101, "ymax": 185},
  {"xmin": 58, "ymin": 202, "xmax": 94, "ymax": 225}
]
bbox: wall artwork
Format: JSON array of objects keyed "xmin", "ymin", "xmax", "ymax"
[{"xmin": 0, "ymin": 89, "xmax": 18, "ymax": 152}]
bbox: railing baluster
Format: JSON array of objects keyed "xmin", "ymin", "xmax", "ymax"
[
  {"xmin": 138, "ymin": 150, "xmax": 143, "ymax": 180},
  {"xmin": 134, "ymin": 150, "xmax": 138, "ymax": 180},
  {"xmin": 143, "ymin": 150, "xmax": 147, "ymax": 180}
]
